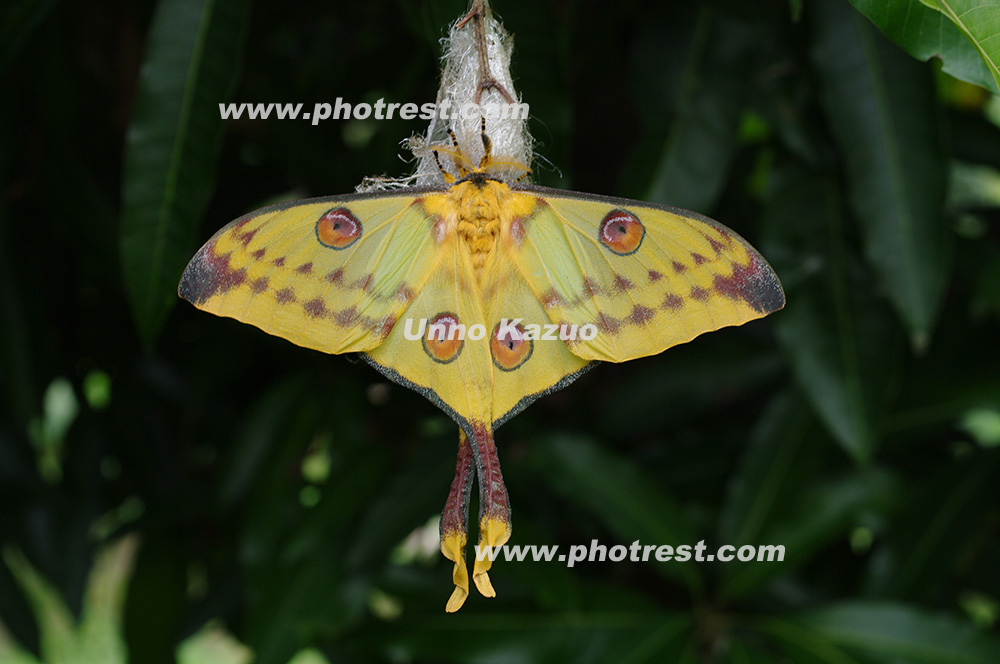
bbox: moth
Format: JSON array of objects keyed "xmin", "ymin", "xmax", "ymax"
[{"xmin": 178, "ymin": 3, "xmax": 784, "ymax": 613}]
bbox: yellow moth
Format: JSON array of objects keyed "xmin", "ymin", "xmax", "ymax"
[{"xmin": 178, "ymin": 1, "xmax": 784, "ymax": 612}]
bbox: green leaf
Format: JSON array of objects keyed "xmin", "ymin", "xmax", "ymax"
[
  {"xmin": 2, "ymin": 549, "xmax": 82, "ymax": 663},
  {"xmin": 286, "ymin": 650, "xmax": 332, "ymax": 664},
  {"xmin": 792, "ymin": 601, "xmax": 1000, "ymax": 663},
  {"xmin": 849, "ymin": 0, "xmax": 1000, "ymax": 94},
  {"xmin": 599, "ymin": 338, "xmax": 783, "ymax": 436},
  {"xmin": 864, "ymin": 451, "xmax": 1000, "ymax": 600},
  {"xmin": 0, "ymin": 536, "xmax": 137, "ymax": 664},
  {"xmin": 920, "ymin": 0, "xmax": 1000, "ymax": 92},
  {"xmin": 626, "ymin": 7, "xmax": 756, "ymax": 211},
  {"xmin": 341, "ymin": 611, "xmax": 693, "ymax": 664},
  {"xmin": 120, "ymin": 0, "xmax": 250, "ymax": 346},
  {"xmin": 717, "ymin": 390, "xmax": 816, "ymax": 546},
  {"xmin": 756, "ymin": 617, "xmax": 864, "ymax": 664},
  {"xmin": 0, "ymin": 622, "xmax": 42, "ymax": 664},
  {"xmin": 720, "ymin": 469, "xmax": 898, "ymax": 601},
  {"xmin": 344, "ymin": 441, "xmax": 454, "ymax": 571},
  {"xmin": 215, "ymin": 374, "xmax": 318, "ymax": 509},
  {"xmin": 719, "ymin": 637, "xmax": 791, "ymax": 664},
  {"xmin": 762, "ymin": 169, "xmax": 898, "ymax": 464},
  {"xmin": 77, "ymin": 537, "xmax": 138, "ymax": 664},
  {"xmin": 810, "ymin": 0, "xmax": 950, "ymax": 345},
  {"xmin": 529, "ymin": 433, "xmax": 702, "ymax": 594},
  {"xmin": 176, "ymin": 623, "xmax": 253, "ymax": 664},
  {"xmin": 236, "ymin": 376, "xmax": 386, "ymax": 663}
]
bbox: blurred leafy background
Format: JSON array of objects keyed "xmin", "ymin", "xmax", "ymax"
[{"xmin": 2, "ymin": 0, "xmax": 1000, "ymax": 662}]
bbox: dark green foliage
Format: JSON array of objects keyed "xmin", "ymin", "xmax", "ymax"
[{"xmin": 2, "ymin": 0, "xmax": 999, "ymax": 662}]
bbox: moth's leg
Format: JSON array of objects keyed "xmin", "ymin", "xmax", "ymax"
[
  {"xmin": 456, "ymin": 0, "xmax": 515, "ymax": 105},
  {"xmin": 431, "ymin": 148, "xmax": 456, "ymax": 184},
  {"xmin": 513, "ymin": 168, "xmax": 532, "ymax": 184},
  {"xmin": 468, "ymin": 423, "xmax": 511, "ymax": 597},
  {"xmin": 479, "ymin": 115, "xmax": 493, "ymax": 169},
  {"xmin": 440, "ymin": 428, "xmax": 475, "ymax": 612},
  {"xmin": 446, "ymin": 129, "xmax": 469, "ymax": 177}
]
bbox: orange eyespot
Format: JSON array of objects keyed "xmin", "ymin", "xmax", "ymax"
[
  {"xmin": 490, "ymin": 320, "xmax": 533, "ymax": 371},
  {"xmin": 423, "ymin": 313, "xmax": 464, "ymax": 363},
  {"xmin": 599, "ymin": 210, "xmax": 644, "ymax": 255},
  {"xmin": 316, "ymin": 207, "xmax": 362, "ymax": 249}
]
